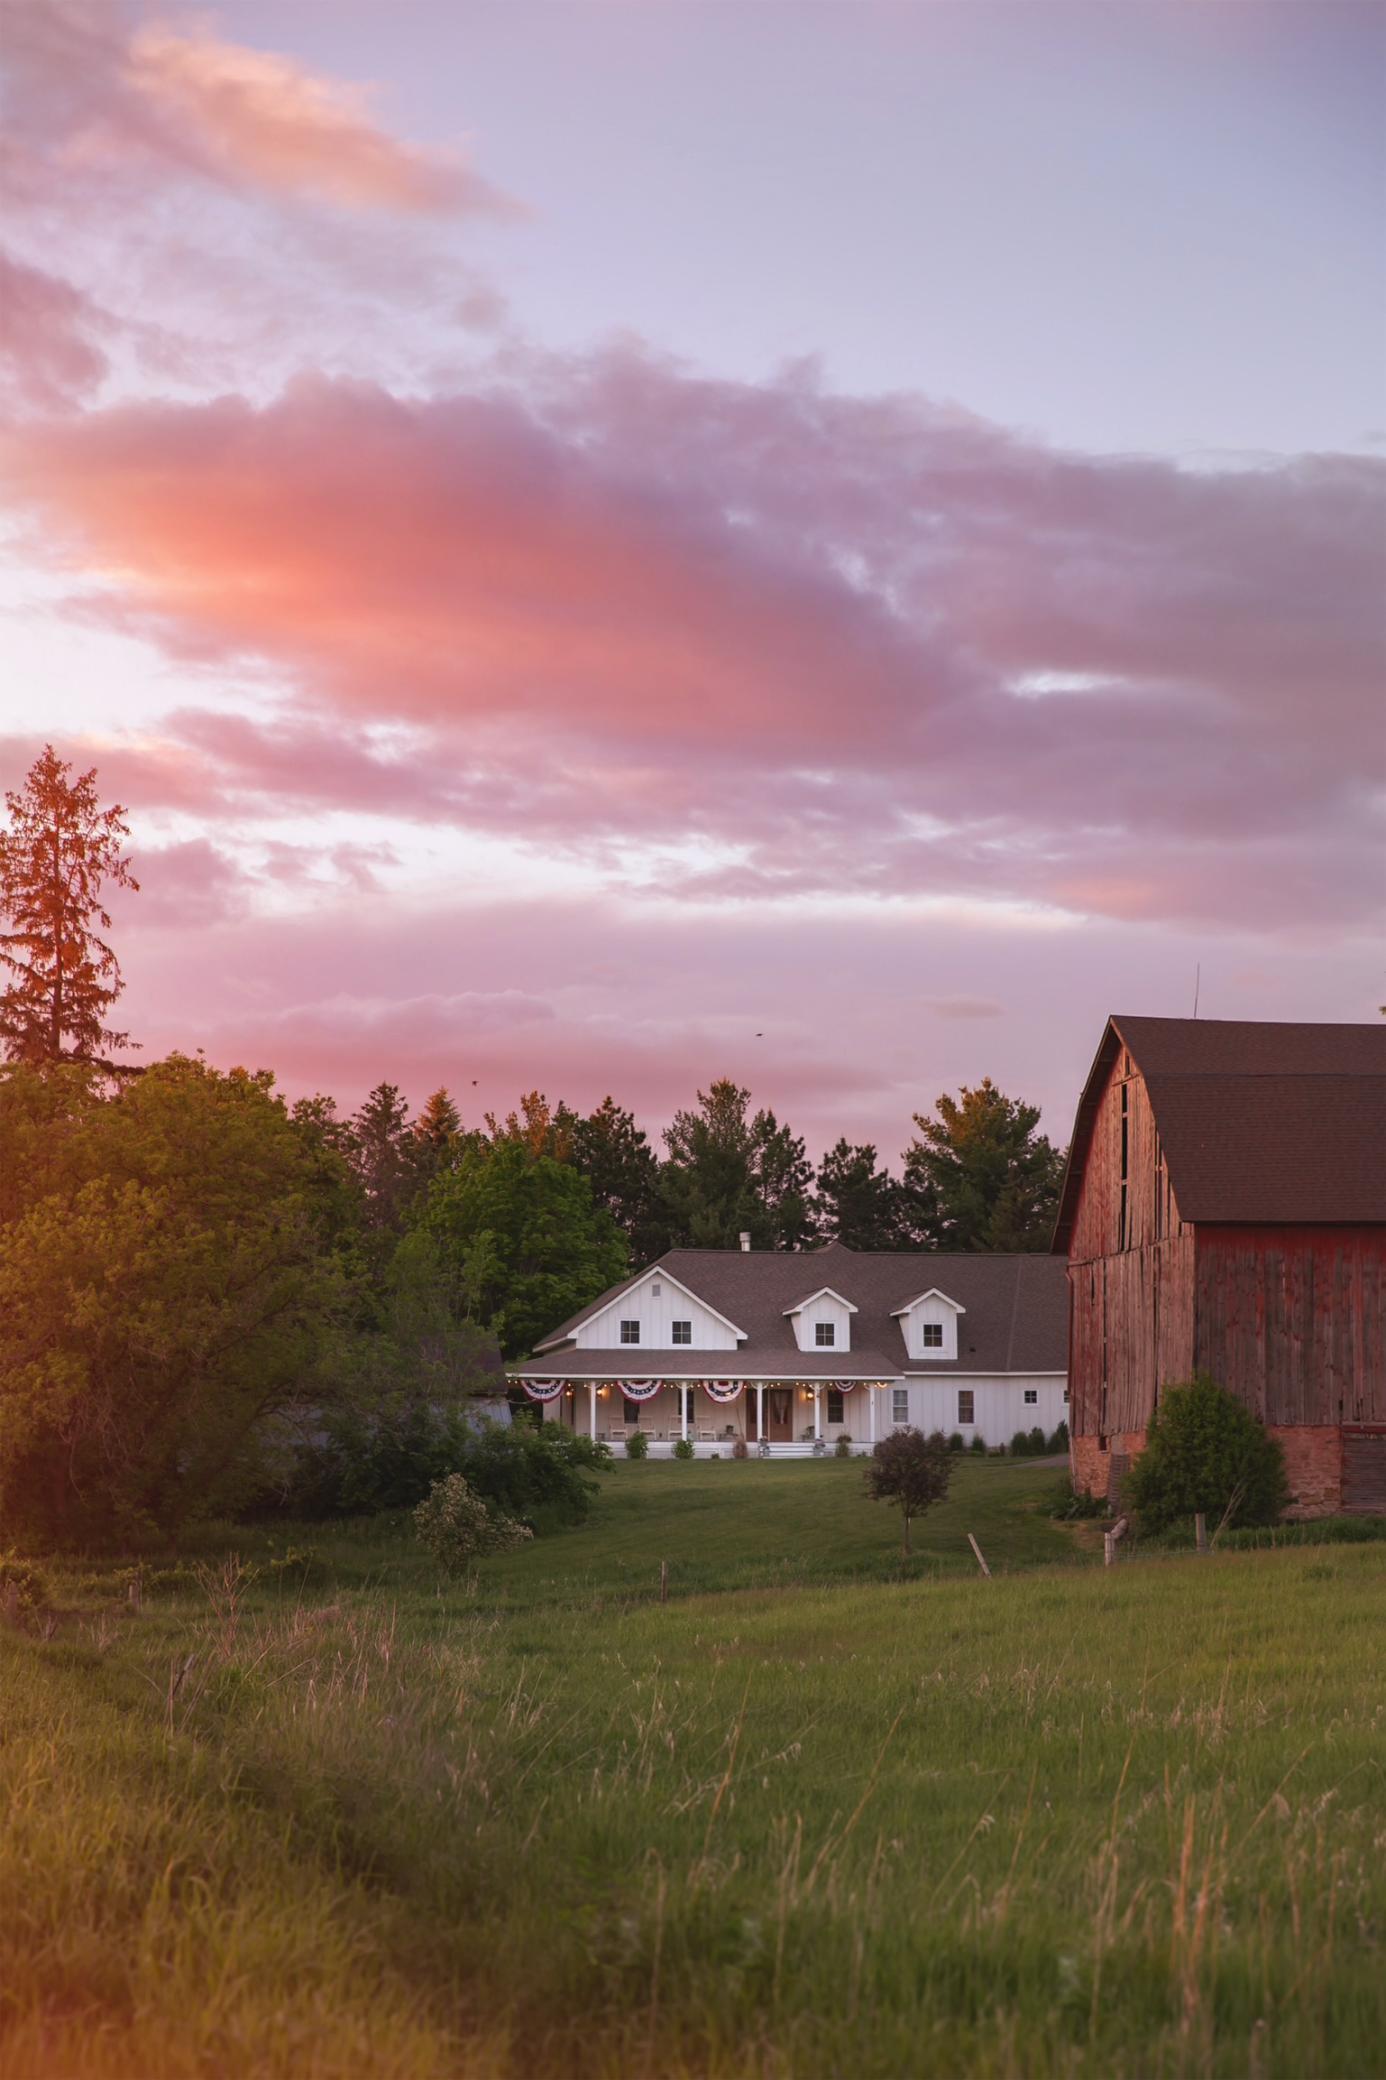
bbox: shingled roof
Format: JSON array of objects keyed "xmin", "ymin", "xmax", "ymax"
[
  {"xmin": 1053, "ymin": 1015, "xmax": 1386, "ymax": 1248},
  {"xmin": 513, "ymin": 1241, "xmax": 1067, "ymax": 1377}
]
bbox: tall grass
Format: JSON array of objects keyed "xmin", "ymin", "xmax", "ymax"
[{"xmin": 1, "ymin": 1469, "xmax": 1383, "ymax": 2077}]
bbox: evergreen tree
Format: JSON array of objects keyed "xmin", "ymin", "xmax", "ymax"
[
  {"xmin": 749, "ymin": 1107, "xmax": 818, "ymax": 1250},
  {"xmin": 410, "ymin": 1087, "xmax": 467, "ymax": 1193},
  {"xmin": 571, "ymin": 1095, "xmax": 671, "ymax": 1265},
  {"xmin": 0, "ymin": 745, "xmax": 139, "ymax": 1068},
  {"xmin": 814, "ymin": 1138, "xmax": 905, "ymax": 1249},
  {"xmin": 662, "ymin": 1080, "xmax": 816, "ymax": 1249},
  {"xmin": 900, "ymin": 1079, "xmax": 1065, "ymax": 1250},
  {"xmin": 349, "ymin": 1082, "xmax": 415, "ymax": 1237}
]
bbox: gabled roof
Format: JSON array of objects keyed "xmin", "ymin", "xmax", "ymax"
[
  {"xmin": 889, "ymin": 1287, "xmax": 966, "ymax": 1317},
  {"xmin": 1053, "ymin": 1015, "xmax": 1386, "ymax": 1249},
  {"xmin": 534, "ymin": 1262, "xmax": 747, "ymax": 1351},
  {"xmin": 521, "ymin": 1239, "xmax": 1066, "ymax": 1375},
  {"xmin": 783, "ymin": 1286, "xmax": 858, "ymax": 1315}
]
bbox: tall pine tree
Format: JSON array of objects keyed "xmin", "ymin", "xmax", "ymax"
[
  {"xmin": 0, "ymin": 746, "xmax": 139, "ymax": 1068},
  {"xmin": 813, "ymin": 1138, "xmax": 906, "ymax": 1249}
]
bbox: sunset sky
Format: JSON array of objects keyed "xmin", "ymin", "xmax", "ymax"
[{"xmin": 2, "ymin": 0, "xmax": 1383, "ymax": 1161}]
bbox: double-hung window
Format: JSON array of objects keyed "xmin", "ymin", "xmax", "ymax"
[
  {"xmin": 826, "ymin": 1388, "xmax": 845, "ymax": 1424},
  {"xmin": 891, "ymin": 1387, "xmax": 910, "ymax": 1426},
  {"xmin": 958, "ymin": 1389, "xmax": 975, "ymax": 1425}
]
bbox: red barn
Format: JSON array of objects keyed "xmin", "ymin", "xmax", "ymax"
[{"xmin": 1053, "ymin": 1016, "xmax": 1386, "ymax": 1517}]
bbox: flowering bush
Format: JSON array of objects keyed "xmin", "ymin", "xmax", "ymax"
[
  {"xmin": 673, "ymin": 1436, "xmax": 695, "ymax": 1460},
  {"xmin": 412, "ymin": 1474, "xmax": 532, "ymax": 1571}
]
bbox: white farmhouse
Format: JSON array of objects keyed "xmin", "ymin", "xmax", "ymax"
[{"xmin": 508, "ymin": 1240, "xmax": 1067, "ymax": 1455}]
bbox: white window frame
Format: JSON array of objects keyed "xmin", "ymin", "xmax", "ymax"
[
  {"xmin": 671, "ymin": 1320, "xmax": 692, "ymax": 1345},
  {"xmin": 921, "ymin": 1322, "xmax": 944, "ymax": 1351},
  {"xmin": 619, "ymin": 1320, "xmax": 641, "ymax": 1345},
  {"xmin": 815, "ymin": 1322, "xmax": 836, "ymax": 1348},
  {"xmin": 891, "ymin": 1387, "xmax": 909, "ymax": 1427},
  {"xmin": 1024, "ymin": 1389, "xmax": 1038, "ymax": 1405},
  {"xmin": 958, "ymin": 1389, "xmax": 975, "ymax": 1426}
]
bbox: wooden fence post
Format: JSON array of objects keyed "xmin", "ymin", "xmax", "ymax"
[
  {"xmin": 1104, "ymin": 1515, "xmax": 1130, "ymax": 1568},
  {"xmin": 659, "ymin": 1559, "xmax": 668, "ymax": 1605},
  {"xmin": 1194, "ymin": 1513, "xmax": 1209, "ymax": 1553},
  {"xmin": 967, "ymin": 1533, "xmax": 992, "ymax": 1578}
]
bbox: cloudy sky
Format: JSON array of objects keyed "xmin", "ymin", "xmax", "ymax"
[{"xmin": 2, "ymin": 0, "xmax": 1383, "ymax": 1161}]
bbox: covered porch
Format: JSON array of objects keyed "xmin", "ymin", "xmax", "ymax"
[{"xmin": 513, "ymin": 1375, "xmax": 888, "ymax": 1455}]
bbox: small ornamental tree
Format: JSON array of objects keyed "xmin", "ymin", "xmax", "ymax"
[
  {"xmin": 1125, "ymin": 1375, "xmax": 1290, "ymax": 1534},
  {"xmin": 413, "ymin": 1473, "xmax": 532, "ymax": 1570},
  {"xmin": 864, "ymin": 1427, "xmax": 953, "ymax": 1557}
]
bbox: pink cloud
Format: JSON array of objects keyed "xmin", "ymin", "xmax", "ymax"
[
  {"xmin": 2, "ymin": 350, "xmax": 1382, "ymax": 936},
  {"xmin": 3, "ymin": 4, "xmax": 517, "ymax": 220},
  {"xmin": 118, "ymin": 23, "xmax": 518, "ymax": 216},
  {"xmin": 0, "ymin": 250, "xmax": 109, "ymax": 409}
]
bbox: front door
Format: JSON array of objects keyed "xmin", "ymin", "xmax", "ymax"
[{"xmin": 765, "ymin": 1388, "xmax": 793, "ymax": 1442}]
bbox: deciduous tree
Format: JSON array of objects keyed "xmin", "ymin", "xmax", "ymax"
[
  {"xmin": 864, "ymin": 1427, "xmax": 953, "ymax": 1556},
  {"xmin": 421, "ymin": 1137, "xmax": 627, "ymax": 1358},
  {"xmin": 0, "ymin": 745, "xmax": 139, "ymax": 1069},
  {"xmin": 0, "ymin": 1056, "xmax": 345, "ymax": 1542}
]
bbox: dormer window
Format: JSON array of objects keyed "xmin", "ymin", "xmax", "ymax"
[
  {"xmin": 620, "ymin": 1320, "xmax": 640, "ymax": 1345},
  {"xmin": 815, "ymin": 1322, "xmax": 836, "ymax": 1348},
  {"xmin": 921, "ymin": 1324, "xmax": 943, "ymax": 1349},
  {"xmin": 671, "ymin": 1320, "xmax": 692, "ymax": 1344}
]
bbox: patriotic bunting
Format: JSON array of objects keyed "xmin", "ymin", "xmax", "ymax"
[
  {"xmin": 620, "ymin": 1379, "xmax": 664, "ymax": 1402},
  {"xmin": 520, "ymin": 1378, "xmax": 566, "ymax": 1403},
  {"xmin": 703, "ymin": 1380, "xmax": 744, "ymax": 1404}
]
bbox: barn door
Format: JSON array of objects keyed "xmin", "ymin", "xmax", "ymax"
[{"xmin": 1342, "ymin": 1427, "xmax": 1386, "ymax": 1516}]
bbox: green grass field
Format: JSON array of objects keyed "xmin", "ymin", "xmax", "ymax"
[{"xmin": 3, "ymin": 1459, "xmax": 1383, "ymax": 2079}]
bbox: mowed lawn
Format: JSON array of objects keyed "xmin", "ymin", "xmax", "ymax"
[{"xmin": 2, "ymin": 1464, "xmax": 1384, "ymax": 2080}]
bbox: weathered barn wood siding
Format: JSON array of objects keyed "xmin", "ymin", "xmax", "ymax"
[
  {"xmin": 1194, "ymin": 1226, "xmax": 1386, "ymax": 1424},
  {"xmin": 1067, "ymin": 1048, "xmax": 1194, "ymax": 1436}
]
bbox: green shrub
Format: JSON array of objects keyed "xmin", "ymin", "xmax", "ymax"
[
  {"xmin": 0, "ymin": 1549, "xmax": 50, "ymax": 1610},
  {"xmin": 412, "ymin": 1474, "xmax": 532, "ymax": 1571},
  {"xmin": 624, "ymin": 1430, "xmax": 649, "ymax": 1460},
  {"xmin": 453, "ymin": 1421, "xmax": 609, "ymax": 1528},
  {"xmin": 968, "ymin": 1435, "xmax": 987, "ymax": 1455},
  {"xmin": 1009, "ymin": 1431, "xmax": 1030, "ymax": 1457},
  {"xmin": 1028, "ymin": 1426, "xmax": 1048, "ymax": 1455},
  {"xmin": 1047, "ymin": 1421, "xmax": 1070, "ymax": 1453},
  {"xmin": 834, "ymin": 1436, "xmax": 852, "ymax": 1459},
  {"xmin": 947, "ymin": 1433, "xmax": 965, "ymax": 1453},
  {"xmin": 1046, "ymin": 1479, "xmax": 1107, "ymax": 1521},
  {"xmin": 731, "ymin": 1437, "xmax": 748, "ymax": 1460},
  {"xmin": 1125, "ymin": 1374, "xmax": 1290, "ymax": 1534},
  {"xmin": 673, "ymin": 1436, "xmax": 694, "ymax": 1461}
]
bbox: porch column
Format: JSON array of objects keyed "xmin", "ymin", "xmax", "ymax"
[
  {"xmin": 757, "ymin": 1383, "xmax": 765, "ymax": 1447},
  {"xmin": 868, "ymin": 1383, "xmax": 877, "ymax": 1447},
  {"xmin": 588, "ymin": 1383, "xmax": 597, "ymax": 1444},
  {"xmin": 680, "ymin": 1385, "xmax": 689, "ymax": 1444},
  {"xmin": 813, "ymin": 1384, "xmax": 822, "ymax": 1442}
]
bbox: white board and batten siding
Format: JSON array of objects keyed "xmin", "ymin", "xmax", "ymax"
[
  {"xmin": 889, "ymin": 1373, "xmax": 1068, "ymax": 1444},
  {"xmin": 570, "ymin": 1272, "xmax": 740, "ymax": 1352},
  {"xmin": 786, "ymin": 1289, "xmax": 855, "ymax": 1354}
]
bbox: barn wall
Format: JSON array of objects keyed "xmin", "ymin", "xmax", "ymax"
[
  {"xmin": 1193, "ymin": 1226, "xmax": 1386, "ymax": 1424},
  {"xmin": 1067, "ymin": 1047, "xmax": 1195, "ymax": 1441}
]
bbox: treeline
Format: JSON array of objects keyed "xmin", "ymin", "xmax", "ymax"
[
  {"xmin": 0, "ymin": 746, "xmax": 1065, "ymax": 1546},
  {"xmin": 0, "ymin": 1057, "xmax": 1064, "ymax": 1544}
]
